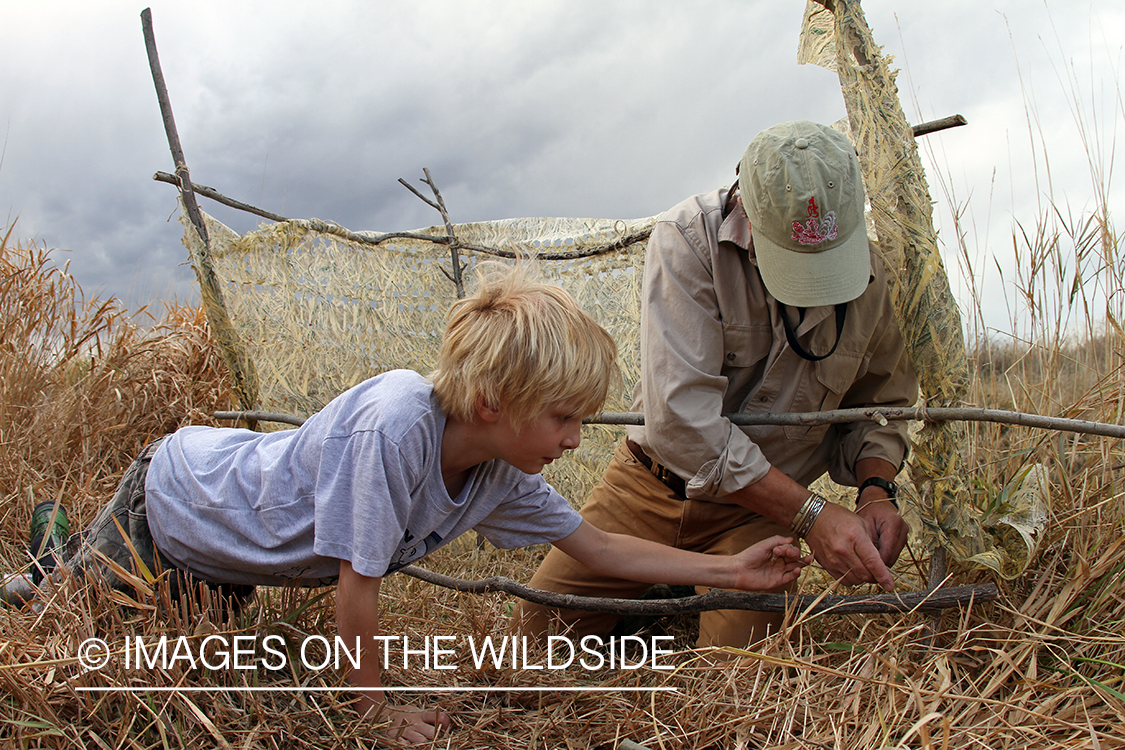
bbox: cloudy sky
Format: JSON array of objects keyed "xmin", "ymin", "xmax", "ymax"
[{"xmin": 1, "ymin": 1, "xmax": 1121, "ymax": 336}]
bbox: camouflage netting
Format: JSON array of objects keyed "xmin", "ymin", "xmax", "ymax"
[
  {"xmin": 184, "ymin": 212, "xmax": 654, "ymax": 506},
  {"xmin": 798, "ymin": 0, "xmax": 1047, "ymax": 578},
  {"xmin": 173, "ymin": 0, "xmax": 1046, "ymax": 580}
]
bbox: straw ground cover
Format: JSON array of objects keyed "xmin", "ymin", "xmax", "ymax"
[{"xmin": 2, "ymin": 220, "xmax": 1122, "ymax": 748}]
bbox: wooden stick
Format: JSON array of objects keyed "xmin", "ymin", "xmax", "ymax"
[
  {"xmin": 141, "ymin": 9, "xmax": 259, "ymax": 414},
  {"xmin": 141, "ymin": 9, "xmax": 207, "ymax": 247},
  {"xmin": 154, "ymin": 170, "xmax": 651, "ymax": 260},
  {"xmin": 400, "ymin": 169, "xmax": 465, "ymax": 297},
  {"xmin": 213, "ymin": 411, "xmax": 306, "ymax": 427},
  {"xmin": 594, "ymin": 406, "xmax": 1125, "ymax": 439},
  {"xmin": 424, "ymin": 168, "xmax": 465, "ymax": 298},
  {"xmin": 922, "ymin": 545, "xmax": 949, "ymax": 649},
  {"xmin": 912, "ymin": 114, "xmax": 968, "ymax": 138},
  {"xmin": 153, "ymin": 171, "xmax": 287, "ymax": 223},
  {"xmin": 214, "ymin": 406, "xmax": 1125, "ymax": 439},
  {"xmin": 396, "ymin": 176, "xmax": 441, "ymax": 212},
  {"xmin": 398, "ymin": 564, "xmax": 998, "ymax": 615}
]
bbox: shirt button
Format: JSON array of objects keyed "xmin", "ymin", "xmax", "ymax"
[
  {"xmin": 759, "ymin": 395, "xmax": 768, "ymax": 402},
  {"xmin": 726, "ymin": 352, "xmax": 736, "ymax": 361}
]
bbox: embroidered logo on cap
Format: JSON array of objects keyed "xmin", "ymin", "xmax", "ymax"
[{"xmin": 791, "ymin": 197, "xmax": 838, "ymax": 246}]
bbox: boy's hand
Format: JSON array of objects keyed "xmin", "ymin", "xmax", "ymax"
[
  {"xmin": 730, "ymin": 535, "xmax": 812, "ymax": 591},
  {"xmin": 370, "ymin": 703, "xmax": 451, "ymax": 746}
]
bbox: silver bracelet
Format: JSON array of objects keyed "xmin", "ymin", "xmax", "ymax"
[{"xmin": 790, "ymin": 493, "xmax": 827, "ymax": 538}]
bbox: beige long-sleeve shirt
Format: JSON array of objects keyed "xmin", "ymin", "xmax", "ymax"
[{"xmin": 626, "ymin": 187, "xmax": 918, "ymax": 501}]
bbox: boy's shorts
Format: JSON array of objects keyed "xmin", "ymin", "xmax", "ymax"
[{"xmin": 69, "ymin": 437, "xmax": 255, "ymax": 607}]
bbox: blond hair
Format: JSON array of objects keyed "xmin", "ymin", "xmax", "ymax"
[{"xmin": 429, "ymin": 264, "xmax": 619, "ymax": 427}]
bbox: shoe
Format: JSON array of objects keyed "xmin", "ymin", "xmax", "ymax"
[{"xmin": 29, "ymin": 501, "xmax": 69, "ymax": 586}]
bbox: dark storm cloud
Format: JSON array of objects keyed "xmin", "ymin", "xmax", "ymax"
[
  {"xmin": 0, "ymin": 0, "xmax": 1120, "ymax": 331},
  {"xmin": 3, "ymin": 1, "xmax": 841, "ymax": 309}
]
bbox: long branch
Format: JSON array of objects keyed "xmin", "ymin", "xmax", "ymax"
[
  {"xmin": 154, "ymin": 170, "xmax": 288, "ymax": 222},
  {"xmin": 215, "ymin": 406, "xmax": 1125, "ymax": 439},
  {"xmin": 153, "ymin": 170, "xmax": 650, "ymax": 260},
  {"xmin": 142, "ymin": 11, "xmax": 207, "ymax": 248},
  {"xmin": 398, "ymin": 565, "xmax": 998, "ymax": 615},
  {"xmin": 601, "ymin": 407, "xmax": 1125, "ymax": 438}
]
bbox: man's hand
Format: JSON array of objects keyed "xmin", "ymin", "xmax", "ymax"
[
  {"xmin": 856, "ymin": 499, "xmax": 909, "ymax": 567},
  {"xmin": 724, "ymin": 465, "xmax": 905, "ymax": 591},
  {"xmin": 369, "ymin": 704, "xmax": 451, "ymax": 746},
  {"xmin": 804, "ymin": 502, "xmax": 895, "ymax": 590}
]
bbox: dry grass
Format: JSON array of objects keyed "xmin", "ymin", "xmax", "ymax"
[
  {"xmin": 0, "ymin": 235, "xmax": 235, "ymax": 574},
  {"xmin": 3, "ymin": 130, "xmax": 1125, "ymax": 748},
  {"xmin": 2, "ymin": 232, "xmax": 1123, "ymax": 749}
]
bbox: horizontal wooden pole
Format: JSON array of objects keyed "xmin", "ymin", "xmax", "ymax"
[
  {"xmin": 154, "ymin": 171, "xmax": 649, "ymax": 261},
  {"xmin": 912, "ymin": 114, "xmax": 968, "ymax": 137},
  {"xmin": 399, "ymin": 565, "xmax": 998, "ymax": 615},
  {"xmin": 215, "ymin": 406, "xmax": 1125, "ymax": 439}
]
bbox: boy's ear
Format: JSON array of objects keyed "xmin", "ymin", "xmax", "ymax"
[{"xmin": 475, "ymin": 395, "xmax": 502, "ymax": 424}]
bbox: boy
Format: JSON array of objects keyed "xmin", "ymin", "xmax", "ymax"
[{"xmin": 54, "ymin": 266, "xmax": 809, "ymax": 744}]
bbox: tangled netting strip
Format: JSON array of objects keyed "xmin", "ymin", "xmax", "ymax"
[{"xmin": 798, "ymin": 0, "xmax": 1046, "ymax": 577}]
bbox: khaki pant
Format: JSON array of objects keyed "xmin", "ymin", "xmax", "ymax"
[{"xmin": 512, "ymin": 439, "xmax": 794, "ymax": 648}]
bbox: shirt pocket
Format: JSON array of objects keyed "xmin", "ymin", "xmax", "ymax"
[
  {"xmin": 813, "ymin": 351, "xmax": 866, "ymax": 412},
  {"xmin": 720, "ymin": 324, "xmax": 772, "ymax": 369},
  {"xmin": 780, "ymin": 351, "xmax": 866, "ymax": 444}
]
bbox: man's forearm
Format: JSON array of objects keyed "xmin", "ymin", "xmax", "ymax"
[
  {"xmin": 725, "ymin": 465, "xmax": 813, "ymax": 530},
  {"xmin": 726, "ymin": 457, "xmax": 901, "ymax": 524},
  {"xmin": 724, "ymin": 460, "xmax": 900, "ymax": 589}
]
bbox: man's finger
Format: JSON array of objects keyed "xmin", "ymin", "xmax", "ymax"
[
  {"xmin": 856, "ymin": 539, "xmax": 894, "ymax": 591},
  {"xmin": 870, "ymin": 513, "xmax": 909, "ymax": 566}
]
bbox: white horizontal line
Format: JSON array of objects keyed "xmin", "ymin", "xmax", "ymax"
[{"xmin": 75, "ymin": 686, "xmax": 678, "ymax": 693}]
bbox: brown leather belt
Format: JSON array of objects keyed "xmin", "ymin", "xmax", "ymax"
[{"xmin": 625, "ymin": 438, "xmax": 687, "ymax": 499}]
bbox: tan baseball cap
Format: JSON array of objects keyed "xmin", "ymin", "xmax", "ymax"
[{"xmin": 738, "ymin": 120, "xmax": 871, "ymax": 307}]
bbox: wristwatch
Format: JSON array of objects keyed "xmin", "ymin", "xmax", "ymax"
[{"xmin": 857, "ymin": 477, "xmax": 899, "ymax": 509}]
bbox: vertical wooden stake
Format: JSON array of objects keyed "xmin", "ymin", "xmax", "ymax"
[
  {"xmin": 140, "ymin": 8, "xmax": 260, "ymax": 415},
  {"xmin": 923, "ymin": 545, "xmax": 948, "ymax": 649}
]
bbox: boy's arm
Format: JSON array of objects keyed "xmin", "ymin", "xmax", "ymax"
[
  {"xmin": 336, "ymin": 560, "xmax": 450, "ymax": 744},
  {"xmin": 550, "ymin": 520, "xmax": 809, "ymax": 592}
]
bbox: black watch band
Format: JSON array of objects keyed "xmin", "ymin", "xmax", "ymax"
[{"xmin": 857, "ymin": 477, "xmax": 899, "ymax": 509}]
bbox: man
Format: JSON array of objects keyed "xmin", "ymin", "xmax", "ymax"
[{"xmin": 514, "ymin": 120, "xmax": 918, "ymax": 648}]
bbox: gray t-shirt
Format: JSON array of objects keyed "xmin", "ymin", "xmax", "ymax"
[{"xmin": 145, "ymin": 370, "xmax": 583, "ymax": 586}]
